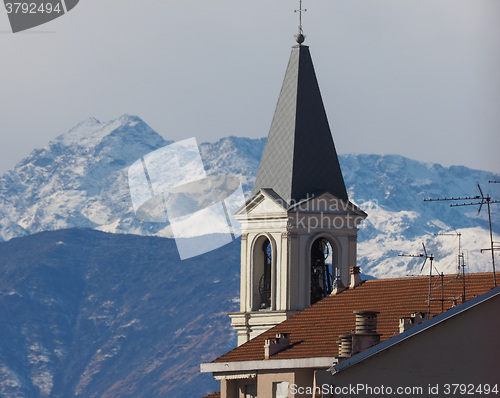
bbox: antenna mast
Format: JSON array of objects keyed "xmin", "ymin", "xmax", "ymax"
[
  {"xmin": 399, "ymin": 243, "xmax": 439, "ymax": 316},
  {"xmin": 481, "ymin": 181, "xmax": 500, "ymax": 271},
  {"xmin": 435, "ymin": 230, "xmax": 467, "ymax": 303},
  {"xmin": 424, "ymin": 184, "xmax": 499, "ymax": 287}
]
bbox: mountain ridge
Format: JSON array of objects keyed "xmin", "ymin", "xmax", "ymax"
[{"xmin": 0, "ymin": 114, "xmax": 498, "ymax": 277}]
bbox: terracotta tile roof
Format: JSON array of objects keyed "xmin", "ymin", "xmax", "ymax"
[
  {"xmin": 201, "ymin": 391, "xmax": 221, "ymax": 398},
  {"xmin": 214, "ymin": 272, "xmax": 495, "ymax": 363}
]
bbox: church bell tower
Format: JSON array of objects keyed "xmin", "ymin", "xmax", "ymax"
[{"xmin": 229, "ymin": 33, "xmax": 367, "ymax": 346}]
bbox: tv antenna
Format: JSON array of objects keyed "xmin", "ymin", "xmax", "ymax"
[
  {"xmin": 424, "ymin": 184, "xmax": 499, "ymax": 287},
  {"xmin": 481, "ymin": 243, "xmax": 500, "ymax": 256},
  {"xmin": 434, "ymin": 230, "xmax": 467, "ymax": 303},
  {"xmin": 399, "ymin": 243, "xmax": 440, "ymax": 315},
  {"xmin": 480, "ymin": 181, "xmax": 500, "ymax": 268}
]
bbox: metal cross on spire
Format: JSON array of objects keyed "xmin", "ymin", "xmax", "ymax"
[{"xmin": 294, "ymin": 0, "xmax": 307, "ymax": 44}]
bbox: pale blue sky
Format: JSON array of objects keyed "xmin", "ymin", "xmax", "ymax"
[{"xmin": 1, "ymin": 0, "xmax": 499, "ymax": 174}]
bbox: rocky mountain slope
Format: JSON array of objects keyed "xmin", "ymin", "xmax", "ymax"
[{"xmin": 0, "ymin": 228, "xmax": 240, "ymax": 397}]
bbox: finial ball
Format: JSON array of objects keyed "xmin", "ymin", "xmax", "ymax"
[{"xmin": 295, "ymin": 33, "xmax": 305, "ymax": 44}]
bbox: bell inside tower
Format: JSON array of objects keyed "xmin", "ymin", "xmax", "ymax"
[
  {"xmin": 310, "ymin": 238, "xmax": 337, "ymax": 304},
  {"xmin": 259, "ymin": 239, "xmax": 272, "ymax": 309}
]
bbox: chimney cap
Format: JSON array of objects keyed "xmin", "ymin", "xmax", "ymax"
[
  {"xmin": 350, "ymin": 266, "xmax": 361, "ymax": 274},
  {"xmin": 353, "ymin": 310, "xmax": 380, "ymax": 316},
  {"xmin": 264, "ymin": 332, "xmax": 291, "ymax": 359}
]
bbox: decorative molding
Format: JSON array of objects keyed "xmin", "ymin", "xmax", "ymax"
[
  {"xmin": 281, "ymin": 232, "xmax": 298, "ymax": 239},
  {"xmin": 201, "ymin": 357, "xmax": 338, "ymax": 373}
]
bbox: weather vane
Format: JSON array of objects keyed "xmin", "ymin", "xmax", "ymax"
[{"xmin": 294, "ymin": 0, "xmax": 307, "ymax": 44}]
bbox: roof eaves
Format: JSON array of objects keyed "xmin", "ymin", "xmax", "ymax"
[
  {"xmin": 260, "ymin": 188, "xmax": 288, "ymax": 209},
  {"xmin": 286, "ymin": 192, "xmax": 367, "ymax": 218},
  {"xmin": 287, "ymin": 191, "xmax": 323, "ymax": 211},
  {"xmin": 235, "ymin": 188, "xmax": 287, "ymax": 215},
  {"xmin": 201, "ymin": 356, "xmax": 338, "ymax": 374},
  {"xmin": 233, "ymin": 192, "xmax": 263, "ymax": 216}
]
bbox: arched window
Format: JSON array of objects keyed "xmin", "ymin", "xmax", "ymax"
[
  {"xmin": 258, "ymin": 239, "xmax": 272, "ymax": 309},
  {"xmin": 310, "ymin": 238, "xmax": 336, "ymax": 304}
]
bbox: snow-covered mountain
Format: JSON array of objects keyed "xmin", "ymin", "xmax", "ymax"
[
  {"xmin": 0, "ymin": 115, "xmax": 169, "ymax": 240},
  {"xmin": 342, "ymin": 154, "xmax": 500, "ymax": 277},
  {"xmin": 0, "ymin": 115, "xmax": 498, "ymax": 277}
]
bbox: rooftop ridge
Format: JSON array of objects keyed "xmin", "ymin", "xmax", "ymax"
[{"xmin": 361, "ymin": 271, "xmax": 495, "ymax": 284}]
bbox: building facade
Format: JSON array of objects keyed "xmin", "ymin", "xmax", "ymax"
[{"xmin": 200, "ymin": 25, "xmax": 499, "ymax": 398}]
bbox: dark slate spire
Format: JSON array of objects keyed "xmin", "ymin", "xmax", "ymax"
[{"xmin": 252, "ymin": 45, "xmax": 348, "ymax": 206}]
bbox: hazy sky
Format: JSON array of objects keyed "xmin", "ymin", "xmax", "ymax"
[{"xmin": 1, "ymin": 0, "xmax": 499, "ymax": 175}]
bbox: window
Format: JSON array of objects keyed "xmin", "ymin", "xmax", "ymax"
[
  {"xmin": 273, "ymin": 381, "xmax": 290, "ymax": 398},
  {"xmin": 245, "ymin": 383, "xmax": 257, "ymax": 398}
]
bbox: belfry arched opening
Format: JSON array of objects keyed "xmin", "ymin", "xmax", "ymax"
[{"xmin": 310, "ymin": 238, "xmax": 337, "ymax": 304}]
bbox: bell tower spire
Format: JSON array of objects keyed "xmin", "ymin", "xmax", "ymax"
[
  {"xmin": 252, "ymin": 44, "xmax": 348, "ymax": 206},
  {"xmin": 229, "ymin": 21, "xmax": 367, "ymax": 346}
]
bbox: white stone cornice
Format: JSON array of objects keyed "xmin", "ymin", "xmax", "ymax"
[{"xmin": 201, "ymin": 357, "xmax": 338, "ymax": 373}]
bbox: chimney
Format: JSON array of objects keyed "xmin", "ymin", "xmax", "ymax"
[
  {"xmin": 264, "ymin": 333, "xmax": 290, "ymax": 359},
  {"xmin": 354, "ymin": 310, "xmax": 379, "ymax": 334},
  {"xmin": 399, "ymin": 312, "xmax": 428, "ymax": 333},
  {"xmin": 349, "ymin": 266, "xmax": 363, "ymax": 289},
  {"xmin": 351, "ymin": 311, "xmax": 381, "ymax": 356},
  {"xmin": 331, "ymin": 276, "xmax": 345, "ymax": 295},
  {"xmin": 337, "ymin": 334, "xmax": 353, "ymax": 360},
  {"xmin": 336, "ymin": 311, "xmax": 381, "ymax": 360}
]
